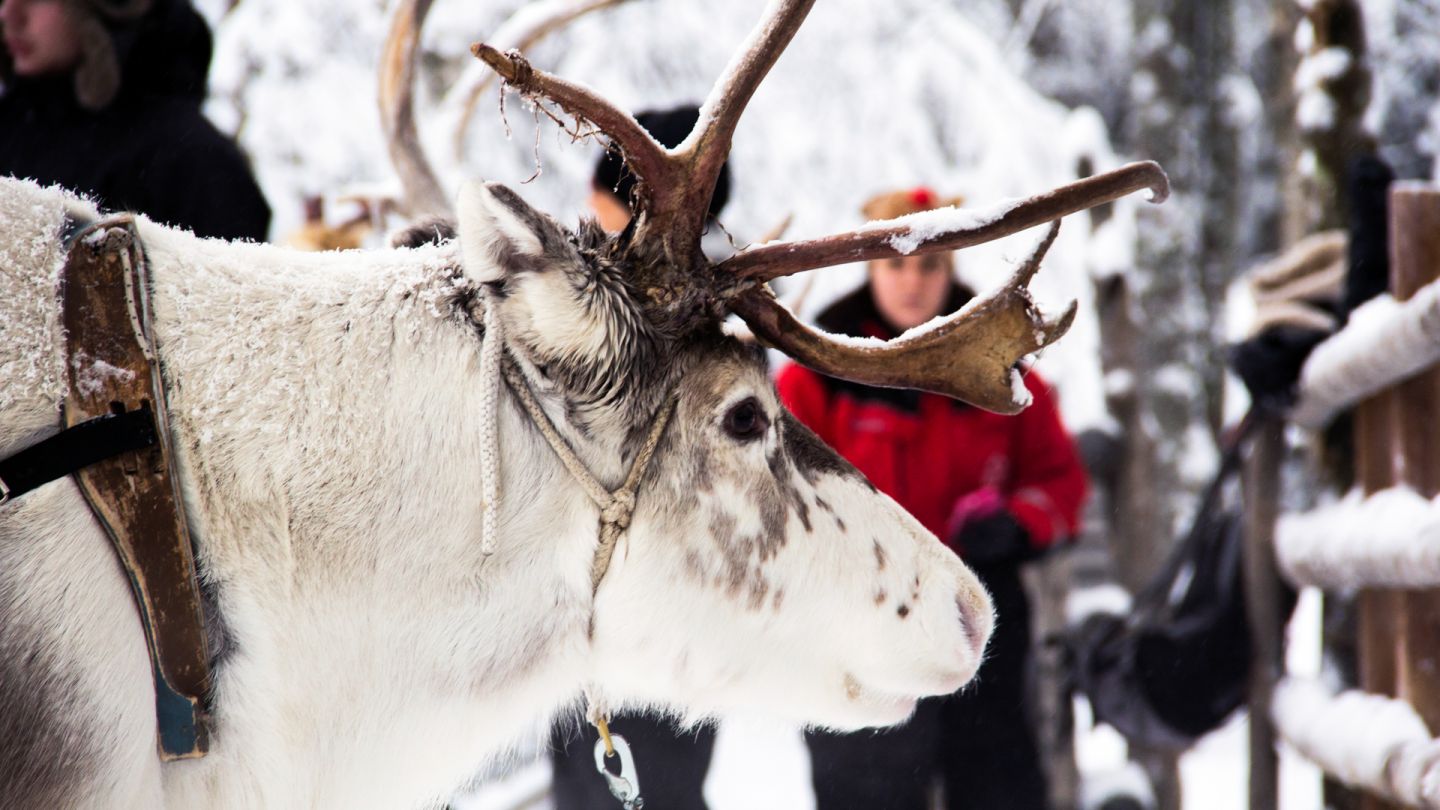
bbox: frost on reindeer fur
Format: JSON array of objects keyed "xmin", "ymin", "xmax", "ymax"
[{"xmin": 0, "ymin": 180, "xmax": 92, "ymax": 416}]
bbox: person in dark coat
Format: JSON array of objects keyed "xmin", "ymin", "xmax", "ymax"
[
  {"xmin": 548, "ymin": 104, "xmax": 728, "ymax": 810},
  {"xmin": 778, "ymin": 187, "xmax": 1088, "ymax": 810},
  {"xmin": 0, "ymin": 0, "xmax": 270, "ymax": 241}
]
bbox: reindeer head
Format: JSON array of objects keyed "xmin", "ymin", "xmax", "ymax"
[{"xmin": 399, "ymin": 0, "xmax": 1168, "ymax": 729}]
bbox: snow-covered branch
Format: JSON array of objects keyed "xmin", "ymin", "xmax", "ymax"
[
  {"xmin": 1275, "ymin": 487, "xmax": 1440, "ymax": 589},
  {"xmin": 1290, "ymin": 277, "xmax": 1440, "ymax": 429},
  {"xmin": 1273, "ymin": 677, "xmax": 1440, "ymax": 807}
]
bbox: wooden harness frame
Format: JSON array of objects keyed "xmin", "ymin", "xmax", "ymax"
[{"xmin": 60, "ymin": 217, "xmax": 212, "ymax": 760}]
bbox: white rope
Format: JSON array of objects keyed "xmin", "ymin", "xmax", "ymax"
[
  {"xmin": 499, "ymin": 357, "xmax": 677, "ymax": 591},
  {"xmin": 478, "ymin": 288, "xmax": 504, "ymax": 555},
  {"xmin": 471, "ymin": 286, "xmax": 679, "ymax": 582}
]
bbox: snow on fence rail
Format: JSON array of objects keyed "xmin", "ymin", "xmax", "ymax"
[
  {"xmin": 1273, "ymin": 677, "xmax": 1440, "ymax": 807},
  {"xmin": 1289, "ymin": 279, "xmax": 1440, "ymax": 430},
  {"xmin": 1275, "ymin": 487, "xmax": 1440, "ymax": 589}
]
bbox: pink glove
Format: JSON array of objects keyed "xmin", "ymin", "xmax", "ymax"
[{"xmin": 946, "ymin": 486, "xmax": 1006, "ymax": 541}]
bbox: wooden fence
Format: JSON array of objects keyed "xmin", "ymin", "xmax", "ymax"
[{"xmin": 1247, "ymin": 183, "xmax": 1440, "ymax": 809}]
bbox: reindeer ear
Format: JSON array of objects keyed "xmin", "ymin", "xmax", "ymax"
[{"xmin": 457, "ymin": 180, "xmax": 567, "ymax": 283}]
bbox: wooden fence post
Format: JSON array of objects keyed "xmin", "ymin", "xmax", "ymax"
[
  {"xmin": 1390, "ymin": 185, "xmax": 1440, "ymax": 730},
  {"xmin": 1243, "ymin": 415, "xmax": 1285, "ymax": 810},
  {"xmin": 1357, "ymin": 183, "xmax": 1440, "ymax": 810}
]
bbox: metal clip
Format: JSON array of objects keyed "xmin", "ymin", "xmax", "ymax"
[{"xmin": 593, "ymin": 732, "xmax": 644, "ymax": 809}]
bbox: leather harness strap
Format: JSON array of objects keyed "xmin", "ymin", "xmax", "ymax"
[
  {"xmin": 0, "ymin": 410, "xmax": 158, "ymax": 503},
  {"xmin": 57, "ymin": 216, "xmax": 212, "ymax": 760}
]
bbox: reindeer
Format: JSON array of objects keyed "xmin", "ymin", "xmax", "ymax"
[{"xmin": 0, "ymin": 1, "xmax": 1166, "ymax": 807}]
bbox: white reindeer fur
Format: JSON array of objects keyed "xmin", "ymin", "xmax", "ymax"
[{"xmin": 0, "ymin": 177, "xmax": 994, "ymax": 809}]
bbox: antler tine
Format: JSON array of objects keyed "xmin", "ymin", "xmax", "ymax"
[
  {"xmin": 379, "ymin": 0, "xmax": 451, "ymax": 218},
  {"xmin": 470, "ymin": 43, "xmax": 675, "ymax": 199},
  {"xmin": 449, "ymin": 0, "xmax": 634, "ymax": 161},
  {"xmin": 667, "ymin": 0, "xmax": 818, "ymax": 248},
  {"xmin": 719, "ymin": 161, "xmax": 1169, "ymax": 283},
  {"xmin": 730, "ymin": 221, "xmax": 1075, "ymax": 414}
]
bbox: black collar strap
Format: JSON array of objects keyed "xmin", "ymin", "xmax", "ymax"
[{"xmin": 0, "ymin": 407, "xmax": 159, "ymax": 505}]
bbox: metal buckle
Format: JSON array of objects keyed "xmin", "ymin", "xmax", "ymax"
[{"xmin": 593, "ymin": 733, "xmax": 644, "ymax": 809}]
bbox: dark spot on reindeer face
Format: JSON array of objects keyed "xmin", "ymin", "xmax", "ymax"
[
  {"xmin": 897, "ymin": 604, "xmax": 910, "ymax": 619},
  {"xmin": 692, "ymin": 452, "xmax": 713, "ymax": 493},
  {"xmin": 780, "ymin": 412, "xmax": 868, "ymax": 487},
  {"xmin": 683, "ymin": 549, "xmax": 707, "ymax": 581},
  {"xmin": 709, "ymin": 510, "xmax": 737, "ymax": 548}
]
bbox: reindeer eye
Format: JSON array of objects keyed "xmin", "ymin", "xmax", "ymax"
[{"xmin": 723, "ymin": 397, "xmax": 769, "ymax": 442}]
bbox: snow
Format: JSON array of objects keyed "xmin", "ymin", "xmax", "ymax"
[
  {"xmin": 1064, "ymin": 583, "xmax": 1132, "ymax": 625},
  {"xmin": 1292, "ymin": 46, "xmax": 1352, "ymax": 132},
  {"xmin": 851, "ymin": 198, "xmax": 1018, "ymax": 254},
  {"xmin": 1276, "ymin": 486, "xmax": 1440, "ymax": 590},
  {"xmin": 1292, "ymin": 278, "xmax": 1440, "ymax": 429},
  {"xmin": 1354, "ymin": 0, "xmax": 1440, "ymax": 179},
  {"xmin": 1273, "ymin": 677, "xmax": 1440, "ymax": 806},
  {"xmin": 1293, "ymin": 47, "xmax": 1352, "ymax": 92},
  {"xmin": 71, "ymin": 354, "xmax": 137, "ymax": 398},
  {"xmin": 1011, "ymin": 367, "xmax": 1034, "ymax": 409}
]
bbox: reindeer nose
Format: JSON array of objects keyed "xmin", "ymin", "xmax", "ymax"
[{"xmin": 955, "ymin": 590, "xmax": 992, "ymax": 658}]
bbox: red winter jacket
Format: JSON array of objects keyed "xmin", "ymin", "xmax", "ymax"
[{"xmin": 776, "ymin": 285, "xmax": 1088, "ymax": 555}]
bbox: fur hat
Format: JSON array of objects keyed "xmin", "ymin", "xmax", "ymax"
[
  {"xmin": 1247, "ymin": 230, "xmax": 1346, "ymax": 335},
  {"xmin": 591, "ymin": 105, "xmax": 732, "ymax": 218},
  {"xmin": 64, "ymin": 0, "xmax": 152, "ymax": 111},
  {"xmin": 860, "ymin": 186, "xmax": 965, "ymax": 220}
]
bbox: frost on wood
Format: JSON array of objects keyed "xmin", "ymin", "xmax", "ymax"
[
  {"xmin": 70, "ymin": 353, "xmax": 137, "ymax": 398},
  {"xmin": 1273, "ymin": 677, "xmax": 1440, "ymax": 807},
  {"xmin": 1290, "ymin": 279, "xmax": 1440, "ymax": 429},
  {"xmin": 1275, "ymin": 487, "xmax": 1440, "ymax": 589}
]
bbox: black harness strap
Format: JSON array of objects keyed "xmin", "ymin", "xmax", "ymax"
[{"xmin": 0, "ymin": 409, "xmax": 159, "ymax": 504}]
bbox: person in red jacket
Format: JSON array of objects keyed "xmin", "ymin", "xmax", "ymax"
[{"xmin": 780, "ymin": 187, "xmax": 1087, "ymax": 810}]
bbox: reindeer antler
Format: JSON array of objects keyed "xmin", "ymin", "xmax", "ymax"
[
  {"xmin": 471, "ymin": 2, "xmax": 1170, "ymax": 412},
  {"xmin": 449, "ymin": 0, "xmax": 635, "ymax": 161},
  {"xmin": 732, "ymin": 223, "xmax": 1075, "ymax": 414},
  {"xmin": 379, "ymin": 0, "xmax": 450, "ymax": 218},
  {"xmin": 720, "ymin": 161, "xmax": 1168, "ymax": 281}
]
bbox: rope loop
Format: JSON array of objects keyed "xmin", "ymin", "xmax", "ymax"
[{"xmin": 600, "ymin": 491, "xmax": 636, "ymax": 529}]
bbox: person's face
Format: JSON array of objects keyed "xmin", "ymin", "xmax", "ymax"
[
  {"xmin": 868, "ymin": 252, "xmax": 954, "ymax": 332},
  {"xmin": 588, "ymin": 188, "xmax": 632, "ymax": 233},
  {"xmin": 1, "ymin": 0, "xmax": 82, "ymax": 77}
]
